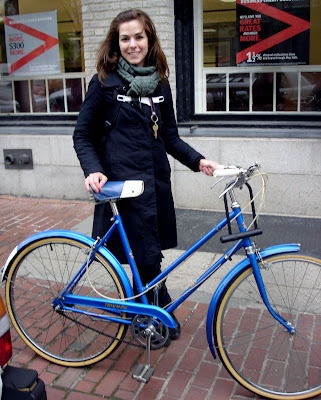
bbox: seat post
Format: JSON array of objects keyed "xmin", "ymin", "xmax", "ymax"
[{"xmin": 110, "ymin": 201, "xmax": 119, "ymax": 216}]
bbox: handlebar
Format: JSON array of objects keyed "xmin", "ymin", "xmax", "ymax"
[
  {"xmin": 212, "ymin": 162, "xmax": 262, "ymax": 197},
  {"xmin": 213, "ymin": 162, "xmax": 264, "ymax": 240},
  {"xmin": 214, "ymin": 162, "xmax": 260, "ymax": 180},
  {"xmin": 214, "ymin": 167, "xmax": 240, "ymax": 177}
]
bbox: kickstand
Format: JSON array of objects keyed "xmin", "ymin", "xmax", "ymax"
[{"xmin": 132, "ymin": 325, "xmax": 154, "ymax": 383}]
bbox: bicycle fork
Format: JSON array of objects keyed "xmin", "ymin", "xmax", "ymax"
[
  {"xmin": 229, "ymin": 187, "xmax": 296, "ymax": 335},
  {"xmin": 247, "ymin": 245, "xmax": 296, "ymax": 334}
]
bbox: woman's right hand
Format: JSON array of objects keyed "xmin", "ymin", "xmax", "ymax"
[{"xmin": 85, "ymin": 172, "xmax": 108, "ymax": 193}]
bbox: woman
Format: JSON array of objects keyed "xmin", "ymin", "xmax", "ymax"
[{"xmin": 73, "ymin": 9, "xmax": 220, "ymax": 341}]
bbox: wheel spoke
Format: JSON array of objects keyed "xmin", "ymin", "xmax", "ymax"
[
  {"xmin": 6, "ymin": 237, "xmax": 127, "ymax": 366},
  {"xmin": 213, "ymin": 254, "xmax": 321, "ymax": 399}
]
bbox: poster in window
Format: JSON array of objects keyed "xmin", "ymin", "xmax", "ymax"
[
  {"xmin": 236, "ymin": 0, "xmax": 310, "ymax": 66},
  {"xmin": 4, "ymin": 10, "xmax": 60, "ymax": 76}
]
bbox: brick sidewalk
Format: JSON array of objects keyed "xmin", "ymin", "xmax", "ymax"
[
  {"xmin": 0, "ymin": 196, "xmax": 319, "ymax": 400},
  {"xmin": 0, "ymin": 195, "xmax": 94, "ymax": 268}
]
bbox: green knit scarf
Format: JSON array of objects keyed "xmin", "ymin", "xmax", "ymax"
[{"xmin": 117, "ymin": 56, "xmax": 160, "ymax": 97}]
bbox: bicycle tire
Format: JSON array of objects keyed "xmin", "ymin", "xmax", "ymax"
[
  {"xmin": 212, "ymin": 254, "xmax": 321, "ymax": 399},
  {"xmin": 5, "ymin": 236, "xmax": 128, "ymax": 367}
]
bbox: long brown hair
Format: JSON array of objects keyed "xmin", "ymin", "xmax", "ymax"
[{"xmin": 97, "ymin": 9, "xmax": 169, "ymax": 83}]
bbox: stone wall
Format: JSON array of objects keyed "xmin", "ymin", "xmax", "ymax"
[{"xmin": 1, "ymin": 132, "xmax": 320, "ymax": 218}]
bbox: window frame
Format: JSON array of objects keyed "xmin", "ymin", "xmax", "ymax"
[{"xmin": 193, "ymin": 0, "xmax": 321, "ymax": 116}]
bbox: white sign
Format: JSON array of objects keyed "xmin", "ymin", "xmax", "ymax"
[{"xmin": 5, "ymin": 10, "xmax": 60, "ymax": 76}]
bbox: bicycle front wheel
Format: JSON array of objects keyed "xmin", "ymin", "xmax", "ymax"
[
  {"xmin": 212, "ymin": 254, "xmax": 321, "ymax": 399},
  {"xmin": 5, "ymin": 236, "xmax": 128, "ymax": 367}
]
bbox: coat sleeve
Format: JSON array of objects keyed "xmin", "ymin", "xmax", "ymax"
[
  {"xmin": 73, "ymin": 74, "xmax": 105, "ymax": 177},
  {"xmin": 160, "ymin": 83, "xmax": 204, "ymax": 172}
]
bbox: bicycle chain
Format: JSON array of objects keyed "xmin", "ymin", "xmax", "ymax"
[
  {"xmin": 59, "ymin": 310, "xmax": 171, "ymax": 350},
  {"xmin": 60, "ymin": 310, "xmax": 144, "ymax": 348}
]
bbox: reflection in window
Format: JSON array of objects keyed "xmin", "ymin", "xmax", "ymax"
[
  {"xmin": 0, "ymin": 0, "xmax": 84, "ymax": 114},
  {"xmin": 60, "ymin": 32, "xmax": 83, "ymax": 73},
  {"xmin": 0, "ymin": 81, "xmax": 15, "ymax": 113},
  {"xmin": 66, "ymin": 78, "xmax": 82, "ymax": 112},
  {"xmin": 14, "ymin": 81, "xmax": 30, "ymax": 112},
  {"xmin": 207, "ymin": 73, "xmax": 251, "ymax": 111},
  {"xmin": 276, "ymin": 72, "xmax": 298, "ymax": 111},
  {"xmin": 300, "ymin": 72, "xmax": 321, "ymax": 111},
  {"xmin": 207, "ymin": 74, "xmax": 226, "ymax": 111},
  {"xmin": 252, "ymin": 73, "xmax": 273, "ymax": 111},
  {"xmin": 32, "ymin": 80, "xmax": 47, "ymax": 113},
  {"xmin": 201, "ymin": 0, "xmax": 321, "ymax": 114},
  {"xmin": 49, "ymin": 79, "xmax": 64, "ymax": 112},
  {"xmin": 203, "ymin": 0, "xmax": 236, "ymax": 68},
  {"xmin": 0, "ymin": 77, "xmax": 84, "ymax": 114},
  {"xmin": 229, "ymin": 74, "xmax": 249, "ymax": 111}
]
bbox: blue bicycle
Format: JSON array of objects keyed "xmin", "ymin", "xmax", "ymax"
[{"xmin": 2, "ymin": 163, "xmax": 321, "ymax": 399}]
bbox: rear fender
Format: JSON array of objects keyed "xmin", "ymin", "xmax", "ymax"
[{"xmin": 1, "ymin": 230, "xmax": 133, "ymax": 298}]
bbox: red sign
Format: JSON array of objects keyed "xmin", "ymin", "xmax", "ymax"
[
  {"xmin": 236, "ymin": 0, "xmax": 310, "ymax": 65},
  {"xmin": 4, "ymin": 11, "xmax": 60, "ymax": 76}
]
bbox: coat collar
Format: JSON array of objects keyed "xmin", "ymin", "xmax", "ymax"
[
  {"xmin": 100, "ymin": 71, "xmax": 164, "ymax": 97},
  {"xmin": 101, "ymin": 72, "xmax": 123, "ymax": 89}
]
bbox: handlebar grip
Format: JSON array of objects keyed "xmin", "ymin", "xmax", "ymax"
[{"xmin": 214, "ymin": 168, "xmax": 240, "ymax": 177}]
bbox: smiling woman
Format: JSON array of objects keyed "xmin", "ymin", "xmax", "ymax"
[
  {"xmin": 73, "ymin": 9, "xmax": 220, "ymax": 344},
  {"xmin": 118, "ymin": 20, "xmax": 149, "ymax": 67}
]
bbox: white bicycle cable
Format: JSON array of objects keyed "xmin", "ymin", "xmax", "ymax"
[
  {"xmin": 164, "ymin": 170, "xmax": 268, "ymax": 307},
  {"xmin": 84, "ymin": 250, "xmax": 151, "ymax": 301},
  {"xmin": 84, "ymin": 168, "xmax": 268, "ymax": 303}
]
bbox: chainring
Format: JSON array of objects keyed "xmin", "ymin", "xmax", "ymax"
[{"xmin": 131, "ymin": 314, "xmax": 169, "ymax": 349}]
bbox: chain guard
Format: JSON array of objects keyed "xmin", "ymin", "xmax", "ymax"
[{"xmin": 131, "ymin": 314, "xmax": 169, "ymax": 350}]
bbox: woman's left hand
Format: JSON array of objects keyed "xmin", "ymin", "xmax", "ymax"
[{"xmin": 199, "ymin": 159, "xmax": 222, "ymax": 176}]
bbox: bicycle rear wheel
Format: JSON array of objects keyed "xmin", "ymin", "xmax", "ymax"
[
  {"xmin": 5, "ymin": 236, "xmax": 128, "ymax": 367},
  {"xmin": 212, "ymin": 254, "xmax": 321, "ymax": 399}
]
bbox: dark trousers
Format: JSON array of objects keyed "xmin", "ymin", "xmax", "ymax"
[{"xmin": 134, "ymin": 263, "xmax": 171, "ymax": 308}]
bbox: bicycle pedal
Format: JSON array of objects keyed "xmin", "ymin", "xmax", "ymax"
[{"xmin": 132, "ymin": 364, "xmax": 154, "ymax": 383}]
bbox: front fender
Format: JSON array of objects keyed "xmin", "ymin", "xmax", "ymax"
[
  {"xmin": 206, "ymin": 243, "xmax": 300, "ymax": 359},
  {"xmin": 1, "ymin": 230, "xmax": 133, "ymax": 298}
]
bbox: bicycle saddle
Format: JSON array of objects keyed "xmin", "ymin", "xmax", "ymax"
[{"xmin": 90, "ymin": 180, "xmax": 144, "ymax": 203}]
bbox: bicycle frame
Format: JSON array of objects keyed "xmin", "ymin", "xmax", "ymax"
[
  {"xmin": 2, "ymin": 191, "xmax": 301, "ymax": 336},
  {"xmin": 4, "ymin": 170, "xmax": 320, "ymax": 395},
  {"xmin": 52, "ymin": 197, "xmax": 300, "ymax": 334}
]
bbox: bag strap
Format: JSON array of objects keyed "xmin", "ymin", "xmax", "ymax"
[
  {"xmin": 103, "ymin": 87, "xmax": 122, "ymax": 135},
  {"xmin": 103, "ymin": 81, "xmax": 165, "ymax": 135},
  {"xmin": 116, "ymin": 95, "xmax": 164, "ymax": 106}
]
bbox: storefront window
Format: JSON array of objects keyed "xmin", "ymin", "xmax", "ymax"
[
  {"xmin": 300, "ymin": 72, "xmax": 321, "ymax": 111},
  {"xmin": 206, "ymin": 72, "xmax": 250, "ymax": 111},
  {"xmin": 14, "ymin": 80, "xmax": 29, "ymax": 112},
  {"xmin": 206, "ymin": 74, "xmax": 226, "ymax": 111},
  {"xmin": 0, "ymin": 0, "xmax": 84, "ymax": 114},
  {"xmin": 252, "ymin": 73, "xmax": 273, "ymax": 111},
  {"xmin": 200, "ymin": 0, "xmax": 321, "ymax": 113},
  {"xmin": 276, "ymin": 72, "xmax": 298, "ymax": 112},
  {"xmin": 229, "ymin": 73, "xmax": 249, "ymax": 111},
  {"xmin": 48, "ymin": 79, "xmax": 64, "ymax": 112},
  {"xmin": 32, "ymin": 80, "xmax": 46, "ymax": 112},
  {"xmin": 66, "ymin": 78, "xmax": 82, "ymax": 112},
  {"xmin": 203, "ymin": 0, "xmax": 236, "ymax": 68}
]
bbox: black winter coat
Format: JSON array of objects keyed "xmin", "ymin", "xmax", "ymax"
[{"xmin": 73, "ymin": 72, "xmax": 204, "ymax": 265}]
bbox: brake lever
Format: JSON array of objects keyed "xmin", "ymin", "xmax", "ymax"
[
  {"xmin": 210, "ymin": 165, "xmax": 240, "ymax": 190},
  {"xmin": 210, "ymin": 177, "xmax": 226, "ymax": 190},
  {"xmin": 218, "ymin": 178, "xmax": 238, "ymax": 198}
]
